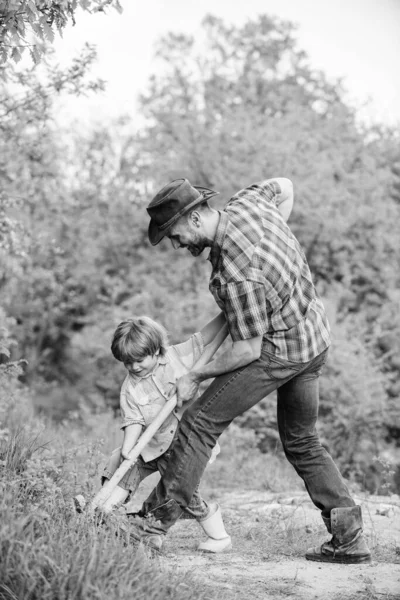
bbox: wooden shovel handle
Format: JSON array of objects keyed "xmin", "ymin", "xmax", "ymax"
[{"xmin": 91, "ymin": 323, "xmax": 229, "ymax": 509}]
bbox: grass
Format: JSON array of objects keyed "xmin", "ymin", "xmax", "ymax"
[
  {"xmin": 202, "ymin": 424, "xmax": 303, "ymax": 494},
  {"xmin": 0, "ymin": 413, "xmax": 217, "ymax": 600},
  {"xmin": 0, "ymin": 404, "xmax": 307, "ymax": 600},
  {"xmin": 1, "ymin": 386, "xmax": 399, "ymax": 600},
  {"xmin": 332, "ymin": 593, "xmax": 400, "ymax": 600}
]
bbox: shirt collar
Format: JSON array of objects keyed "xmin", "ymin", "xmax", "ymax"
[{"xmin": 208, "ymin": 211, "xmax": 229, "ymax": 267}]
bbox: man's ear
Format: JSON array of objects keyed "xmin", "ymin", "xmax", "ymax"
[{"xmin": 190, "ymin": 210, "xmax": 201, "ymax": 228}]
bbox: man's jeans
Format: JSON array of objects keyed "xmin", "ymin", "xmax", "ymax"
[
  {"xmin": 102, "ymin": 443, "xmax": 209, "ymax": 521},
  {"xmin": 141, "ymin": 347, "xmax": 355, "ymax": 528}
]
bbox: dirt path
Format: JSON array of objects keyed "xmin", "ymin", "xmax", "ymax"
[{"xmin": 130, "ymin": 487, "xmax": 400, "ymax": 600}]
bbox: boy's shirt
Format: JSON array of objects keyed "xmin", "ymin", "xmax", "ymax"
[{"xmin": 119, "ymin": 332, "xmax": 204, "ymax": 462}]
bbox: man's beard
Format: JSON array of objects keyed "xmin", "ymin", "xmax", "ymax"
[
  {"xmin": 188, "ymin": 243, "xmax": 206, "ymax": 256},
  {"xmin": 187, "ymin": 232, "xmax": 208, "ymax": 256}
]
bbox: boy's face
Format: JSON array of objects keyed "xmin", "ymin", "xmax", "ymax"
[{"xmin": 124, "ymin": 351, "xmax": 159, "ymax": 378}]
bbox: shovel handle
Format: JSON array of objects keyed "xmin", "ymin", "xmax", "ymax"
[{"xmin": 91, "ymin": 323, "xmax": 229, "ymax": 509}]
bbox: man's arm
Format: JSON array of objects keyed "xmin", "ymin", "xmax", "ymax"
[
  {"xmin": 175, "ymin": 335, "xmax": 263, "ymax": 407},
  {"xmin": 199, "ymin": 312, "xmax": 226, "ymax": 346},
  {"xmin": 258, "ymin": 177, "xmax": 294, "ymax": 222}
]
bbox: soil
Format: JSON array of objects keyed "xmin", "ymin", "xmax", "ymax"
[{"xmin": 128, "ymin": 483, "xmax": 400, "ymax": 600}]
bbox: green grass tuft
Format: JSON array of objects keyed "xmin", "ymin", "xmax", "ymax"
[{"xmin": 0, "ymin": 421, "xmax": 216, "ymax": 600}]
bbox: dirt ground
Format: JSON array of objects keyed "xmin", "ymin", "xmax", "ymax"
[{"xmin": 128, "ymin": 484, "xmax": 400, "ymax": 600}]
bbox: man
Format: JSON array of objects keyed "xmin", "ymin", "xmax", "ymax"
[{"xmin": 129, "ymin": 177, "xmax": 371, "ymax": 564}]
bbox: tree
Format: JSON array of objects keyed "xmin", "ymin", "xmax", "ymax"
[
  {"xmin": 0, "ymin": 43, "xmax": 107, "ymax": 382},
  {"xmin": 0, "ymin": 0, "xmax": 122, "ymax": 65},
  {"xmin": 2, "ymin": 11, "xmax": 399, "ymax": 489},
  {"xmin": 132, "ymin": 13, "xmax": 400, "ymax": 486},
  {"xmin": 136, "ymin": 13, "xmax": 400, "ymax": 315}
]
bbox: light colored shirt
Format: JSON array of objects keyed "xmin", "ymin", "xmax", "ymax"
[
  {"xmin": 208, "ymin": 180, "xmax": 331, "ymax": 362},
  {"xmin": 119, "ymin": 332, "xmax": 204, "ymax": 462}
]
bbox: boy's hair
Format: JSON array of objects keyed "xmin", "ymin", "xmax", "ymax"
[{"xmin": 111, "ymin": 317, "xmax": 168, "ymax": 364}]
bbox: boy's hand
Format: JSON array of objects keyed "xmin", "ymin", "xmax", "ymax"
[{"xmin": 176, "ymin": 372, "xmax": 200, "ymax": 408}]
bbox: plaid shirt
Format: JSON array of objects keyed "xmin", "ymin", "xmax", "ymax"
[{"xmin": 208, "ymin": 180, "xmax": 331, "ymax": 362}]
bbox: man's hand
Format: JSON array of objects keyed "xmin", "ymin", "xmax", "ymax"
[
  {"xmin": 256, "ymin": 177, "xmax": 294, "ymax": 222},
  {"xmin": 176, "ymin": 372, "xmax": 200, "ymax": 408},
  {"xmin": 271, "ymin": 178, "xmax": 293, "ymax": 222}
]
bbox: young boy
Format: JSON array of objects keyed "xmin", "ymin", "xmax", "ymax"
[{"xmin": 76, "ymin": 314, "xmax": 231, "ymax": 553}]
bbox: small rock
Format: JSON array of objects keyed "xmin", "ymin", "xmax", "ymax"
[
  {"xmin": 279, "ymin": 496, "xmax": 303, "ymax": 506},
  {"xmin": 376, "ymin": 504, "xmax": 395, "ymax": 516},
  {"xmin": 258, "ymin": 503, "xmax": 282, "ymax": 514}
]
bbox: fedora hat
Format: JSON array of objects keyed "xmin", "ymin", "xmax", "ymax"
[{"xmin": 146, "ymin": 178, "xmax": 219, "ymax": 245}]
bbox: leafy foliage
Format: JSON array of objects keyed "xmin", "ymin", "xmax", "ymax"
[
  {"xmin": 0, "ymin": 43, "xmax": 106, "ymax": 383},
  {"xmin": 0, "ymin": 0, "xmax": 122, "ymax": 65},
  {"xmin": 1, "ymin": 13, "xmax": 399, "ymax": 491}
]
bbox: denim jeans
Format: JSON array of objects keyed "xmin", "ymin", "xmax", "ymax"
[
  {"xmin": 102, "ymin": 443, "xmax": 209, "ymax": 521},
  {"xmin": 142, "ymin": 347, "xmax": 355, "ymax": 527}
]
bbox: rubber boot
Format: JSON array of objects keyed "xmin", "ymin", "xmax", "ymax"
[
  {"xmin": 306, "ymin": 506, "xmax": 371, "ymax": 564},
  {"xmin": 197, "ymin": 503, "xmax": 232, "ymax": 553},
  {"xmin": 73, "ymin": 494, "xmax": 87, "ymax": 513}
]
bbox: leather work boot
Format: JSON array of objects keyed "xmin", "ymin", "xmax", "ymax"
[
  {"xmin": 118, "ymin": 514, "xmax": 166, "ymax": 550},
  {"xmin": 122, "ymin": 499, "xmax": 182, "ymax": 551},
  {"xmin": 197, "ymin": 503, "xmax": 232, "ymax": 553},
  {"xmin": 306, "ymin": 505, "xmax": 371, "ymax": 564}
]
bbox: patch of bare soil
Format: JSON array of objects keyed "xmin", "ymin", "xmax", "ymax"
[{"xmin": 129, "ymin": 486, "xmax": 400, "ymax": 600}]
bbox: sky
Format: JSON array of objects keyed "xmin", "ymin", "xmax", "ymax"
[{"xmin": 53, "ymin": 0, "xmax": 400, "ymax": 129}]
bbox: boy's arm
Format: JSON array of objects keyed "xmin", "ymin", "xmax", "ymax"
[{"xmin": 121, "ymin": 423, "xmax": 143, "ymax": 460}]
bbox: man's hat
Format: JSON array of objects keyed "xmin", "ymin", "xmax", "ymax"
[{"xmin": 146, "ymin": 178, "xmax": 219, "ymax": 246}]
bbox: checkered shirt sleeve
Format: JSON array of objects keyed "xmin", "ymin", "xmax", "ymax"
[
  {"xmin": 221, "ymin": 281, "xmax": 270, "ymax": 341},
  {"xmin": 232, "ymin": 180, "xmax": 281, "ymax": 208},
  {"xmin": 208, "ymin": 179, "xmax": 331, "ymax": 362}
]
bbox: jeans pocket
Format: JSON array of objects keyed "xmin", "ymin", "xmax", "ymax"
[
  {"xmin": 305, "ymin": 348, "xmax": 329, "ymax": 377},
  {"xmin": 264, "ymin": 353, "xmax": 302, "ymax": 380}
]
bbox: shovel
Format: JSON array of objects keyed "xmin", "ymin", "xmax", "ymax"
[{"xmin": 91, "ymin": 323, "xmax": 229, "ymax": 510}]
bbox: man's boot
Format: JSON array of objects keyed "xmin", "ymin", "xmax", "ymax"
[
  {"xmin": 123, "ymin": 499, "xmax": 182, "ymax": 550},
  {"xmin": 119, "ymin": 514, "xmax": 166, "ymax": 550},
  {"xmin": 197, "ymin": 503, "xmax": 232, "ymax": 553},
  {"xmin": 306, "ymin": 505, "xmax": 371, "ymax": 564}
]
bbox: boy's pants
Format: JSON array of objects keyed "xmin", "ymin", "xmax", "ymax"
[{"xmin": 102, "ymin": 443, "xmax": 209, "ymax": 521}]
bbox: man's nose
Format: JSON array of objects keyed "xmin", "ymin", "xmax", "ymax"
[{"xmin": 171, "ymin": 238, "xmax": 179, "ymax": 250}]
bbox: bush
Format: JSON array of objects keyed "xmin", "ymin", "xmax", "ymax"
[{"xmin": 0, "ymin": 371, "xmax": 214, "ymax": 600}]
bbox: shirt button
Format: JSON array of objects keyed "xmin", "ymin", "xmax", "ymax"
[{"xmin": 170, "ymin": 430, "xmax": 174, "ymax": 433}]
